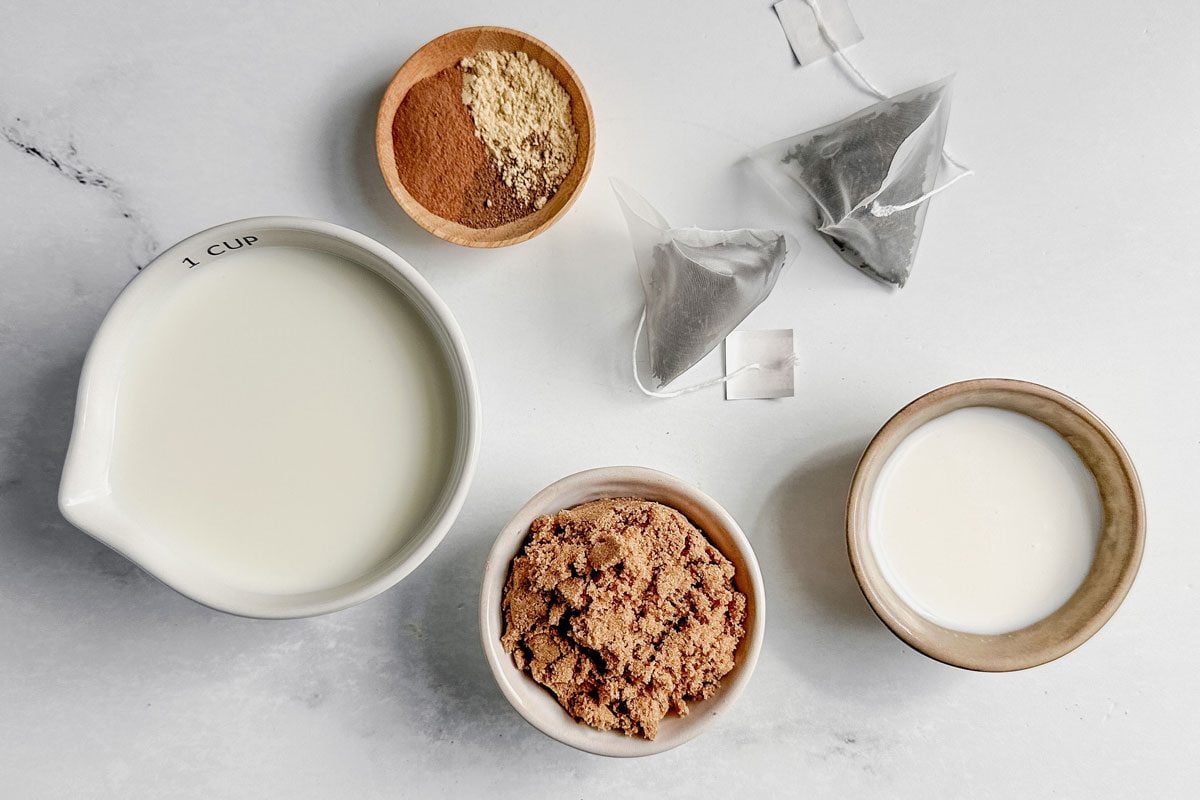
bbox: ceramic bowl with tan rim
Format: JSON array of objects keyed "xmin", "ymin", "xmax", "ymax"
[
  {"xmin": 846, "ymin": 379, "xmax": 1145, "ymax": 672},
  {"xmin": 480, "ymin": 466, "xmax": 765, "ymax": 757},
  {"xmin": 376, "ymin": 26, "xmax": 595, "ymax": 248}
]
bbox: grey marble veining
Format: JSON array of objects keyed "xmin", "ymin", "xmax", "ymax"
[{"xmin": 1, "ymin": 117, "xmax": 158, "ymax": 269}]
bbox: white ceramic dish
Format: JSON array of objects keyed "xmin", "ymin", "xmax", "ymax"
[
  {"xmin": 480, "ymin": 466, "xmax": 766, "ymax": 758},
  {"xmin": 59, "ymin": 217, "xmax": 480, "ymax": 618}
]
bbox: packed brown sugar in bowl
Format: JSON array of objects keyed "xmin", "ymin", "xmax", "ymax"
[
  {"xmin": 500, "ymin": 498, "xmax": 747, "ymax": 741},
  {"xmin": 391, "ymin": 50, "xmax": 578, "ymax": 229}
]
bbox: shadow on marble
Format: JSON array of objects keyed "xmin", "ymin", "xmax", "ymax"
[
  {"xmin": 765, "ymin": 442, "xmax": 961, "ymax": 694},
  {"xmin": 1, "ymin": 350, "xmax": 155, "ymax": 591},
  {"xmin": 362, "ymin": 530, "xmax": 556, "ymax": 753},
  {"xmin": 769, "ymin": 443, "xmax": 878, "ymax": 628}
]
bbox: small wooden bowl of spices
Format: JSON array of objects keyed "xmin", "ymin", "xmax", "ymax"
[{"xmin": 377, "ymin": 26, "xmax": 595, "ymax": 248}]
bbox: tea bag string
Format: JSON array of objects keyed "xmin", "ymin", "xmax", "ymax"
[
  {"xmin": 632, "ymin": 309, "xmax": 797, "ymax": 398},
  {"xmin": 803, "ymin": 0, "xmax": 973, "ymax": 218}
]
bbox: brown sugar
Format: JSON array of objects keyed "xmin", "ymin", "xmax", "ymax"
[{"xmin": 500, "ymin": 498, "xmax": 747, "ymax": 740}]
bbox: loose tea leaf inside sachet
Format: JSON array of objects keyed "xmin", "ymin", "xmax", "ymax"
[
  {"xmin": 612, "ymin": 180, "xmax": 794, "ymax": 389},
  {"xmin": 751, "ymin": 77, "xmax": 957, "ymax": 288}
]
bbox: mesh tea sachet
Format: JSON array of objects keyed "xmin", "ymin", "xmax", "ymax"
[
  {"xmin": 612, "ymin": 180, "xmax": 796, "ymax": 396},
  {"xmin": 751, "ymin": 78, "xmax": 966, "ymax": 288}
]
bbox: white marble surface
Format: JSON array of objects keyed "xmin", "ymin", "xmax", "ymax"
[{"xmin": 2, "ymin": 1, "xmax": 1198, "ymax": 796}]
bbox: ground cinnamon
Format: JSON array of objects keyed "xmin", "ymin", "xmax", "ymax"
[{"xmin": 391, "ymin": 67, "xmax": 528, "ymax": 228}]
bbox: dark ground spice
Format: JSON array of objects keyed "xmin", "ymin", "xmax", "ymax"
[{"xmin": 392, "ymin": 67, "xmax": 531, "ymax": 228}]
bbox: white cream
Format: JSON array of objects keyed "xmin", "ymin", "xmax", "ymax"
[
  {"xmin": 107, "ymin": 246, "xmax": 456, "ymax": 596},
  {"xmin": 868, "ymin": 406, "xmax": 1102, "ymax": 635}
]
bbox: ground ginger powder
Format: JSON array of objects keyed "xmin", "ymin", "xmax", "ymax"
[
  {"xmin": 501, "ymin": 498, "xmax": 747, "ymax": 740},
  {"xmin": 460, "ymin": 50, "xmax": 578, "ymax": 209}
]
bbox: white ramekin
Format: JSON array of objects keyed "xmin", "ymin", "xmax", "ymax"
[{"xmin": 480, "ymin": 466, "xmax": 766, "ymax": 757}]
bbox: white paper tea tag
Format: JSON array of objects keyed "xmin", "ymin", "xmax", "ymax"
[
  {"xmin": 773, "ymin": 0, "xmax": 864, "ymax": 65},
  {"xmin": 724, "ymin": 330, "xmax": 795, "ymax": 400}
]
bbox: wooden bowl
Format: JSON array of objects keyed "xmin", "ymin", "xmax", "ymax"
[
  {"xmin": 375, "ymin": 26, "xmax": 595, "ymax": 248},
  {"xmin": 846, "ymin": 379, "xmax": 1145, "ymax": 672}
]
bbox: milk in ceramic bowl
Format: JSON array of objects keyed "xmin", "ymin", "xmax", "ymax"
[
  {"xmin": 59, "ymin": 218, "xmax": 479, "ymax": 618},
  {"xmin": 868, "ymin": 406, "xmax": 1102, "ymax": 635}
]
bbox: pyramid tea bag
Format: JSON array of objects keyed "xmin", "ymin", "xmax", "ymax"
[
  {"xmin": 752, "ymin": 78, "xmax": 961, "ymax": 287},
  {"xmin": 612, "ymin": 180, "xmax": 793, "ymax": 390}
]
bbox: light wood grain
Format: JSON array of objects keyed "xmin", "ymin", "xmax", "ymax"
[
  {"xmin": 375, "ymin": 26, "xmax": 595, "ymax": 248},
  {"xmin": 845, "ymin": 379, "xmax": 1146, "ymax": 672}
]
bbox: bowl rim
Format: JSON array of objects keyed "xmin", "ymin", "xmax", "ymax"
[
  {"xmin": 57, "ymin": 215, "xmax": 481, "ymax": 618},
  {"xmin": 845, "ymin": 378, "xmax": 1146, "ymax": 671},
  {"xmin": 375, "ymin": 25, "xmax": 596, "ymax": 248},
  {"xmin": 479, "ymin": 466, "xmax": 766, "ymax": 757}
]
